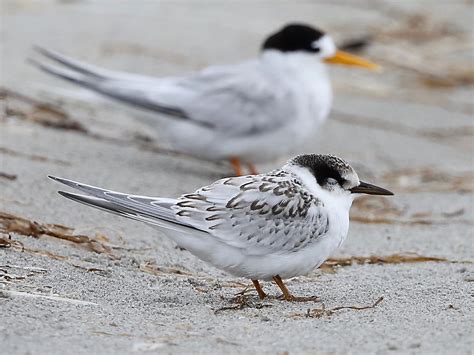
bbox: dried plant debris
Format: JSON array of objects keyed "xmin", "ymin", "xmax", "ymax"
[
  {"xmin": 421, "ymin": 126, "xmax": 474, "ymax": 140},
  {"xmin": 382, "ymin": 168, "xmax": 474, "ymax": 193},
  {"xmin": 215, "ymin": 288, "xmax": 273, "ymax": 314},
  {"xmin": 2, "ymin": 289, "xmax": 98, "ymax": 306},
  {"xmin": 0, "ymin": 146, "xmax": 70, "ymax": 166},
  {"xmin": 0, "ymin": 87, "xmax": 86, "ymax": 132},
  {"xmin": 0, "ymin": 234, "xmax": 24, "ymax": 250},
  {"xmin": 321, "ymin": 253, "xmax": 471, "ymax": 272},
  {"xmin": 377, "ymin": 13, "xmax": 462, "ymax": 43},
  {"xmin": 22, "ymin": 247, "xmax": 68, "ymax": 261},
  {"xmin": 70, "ymin": 264, "xmax": 109, "ymax": 276},
  {"xmin": 139, "ymin": 260, "xmax": 193, "ymax": 277},
  {"xmin": 0, "ymin": 172, "xmax": 17, "ymax": 181},
  {"xmin": 419, "ymin": 68, "xmax": 474, "ymax": 89},
  {"xmin": 441, "ymin": 208, "xmax": 465, "ymax": 218},
  {"xmin": 290, "ymin": 296, "xmax": 384, "ymax": 319},
  {"xmin": 189, "ymin": 279, "xmax": 250, "ymax": 295},
  {"xmin": 0, "ymin": 264, "xmax": 47, "ymax": 282},
  {"xmin": 0, "ymin": 211, "xmax": 117, "ymax": 258},
  {"xmin": 379, "ymin": 45, "xmax": 474, "ymax": 91},
  {"xmin": 343, "ymin": 4, "xmax": 473, "ymax": 90}
]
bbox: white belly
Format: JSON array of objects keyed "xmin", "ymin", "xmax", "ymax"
[{"xmin": 158, "ymin": 210, "xmax": 348, "ymax": 281}]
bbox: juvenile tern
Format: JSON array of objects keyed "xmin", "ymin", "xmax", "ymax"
[
  {"xmin": 50, "ymin": 154, "xmax": 393, "ymax": 301},
  {"xmin": 32, "ymin": 23, "xmax": 378, "ymax": 176}
]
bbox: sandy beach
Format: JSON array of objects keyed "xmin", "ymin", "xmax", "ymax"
[{"xmin": 1, "ymin": 1, "xmax": 473, "ymax": 354}]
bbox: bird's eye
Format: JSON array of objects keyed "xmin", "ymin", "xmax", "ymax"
[{"xmin": 326, "ymin": 178, "xmax": 338, "ymax": 185}]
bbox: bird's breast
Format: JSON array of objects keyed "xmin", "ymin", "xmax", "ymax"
[{"xmin": 295, "ymin": 66, "xmax": 332, "ymax": 124}]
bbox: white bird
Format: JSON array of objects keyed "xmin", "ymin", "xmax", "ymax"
[
  {"xmin": 32, "ymin": 23, "xmax": 378, "ymax": 176},
  {"xmin": 49, "ymin": 154, "xmax": 393, "ymax": 301}
]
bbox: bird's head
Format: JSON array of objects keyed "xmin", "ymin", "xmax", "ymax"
[
  {"xmin": 288, "ymin": 154, "xmax": 393, "ymax": 202},
  {"xmin": 262, "ymin": 23, "xmax": 379, "ymax": 70}
]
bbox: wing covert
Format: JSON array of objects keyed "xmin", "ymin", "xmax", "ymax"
[{"xmin": 173, "ymin": 172, "xmax": 329, "ymax": 255}]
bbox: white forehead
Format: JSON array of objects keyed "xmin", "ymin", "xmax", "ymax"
[
  {"xmin": 341, "ymin": 170, "xmax": 360, "ymax": 189},
  {"xmin": 312, "ymin": 35, "xmax": 336, "ymax": 58}
]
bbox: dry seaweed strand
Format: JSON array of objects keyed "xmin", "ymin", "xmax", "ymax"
[
  {"xmin": 0, "ymin": 87, "xmax": 87, "ymax": 132},
  {"xmin": 362, "ymin": 3, "xmax": 473, "ymax": 89},
  {"xmin": 0, "ymin": 211, "xmax": 117, "ymax": 258},
  {"xmin": 0, "ymin": 234, "xmax": 24, "ymax": 251},
  {"xmin": 349, "ymin": 215, "xmax": 438, "ymax": 225},
  {"xmin": 321, "ymin": 253, "xmax": 471, "ymax": 272},
  {"xmin": 0, "ymin": 146, "xmax": 70, "ymax": 166},
  {"xmin": 0, "ymin": 172, "xmax": 17, "ymax": 180},
  {"xmin": 290, "ymin": 296, "xmax": 384, "ymax": 319},
  {"xmin": 214, "ymin": 289, "xmax": 273, "ymax": 314},
  {"xmin": 22, "ymin": 247, "xmax": 68, "ymax": 261},
  {"xmin": 0, "ymin": 266, "xmax": 46, "ymax": 282},
  {"xmin": 2, "ymin": 289, "xmax": 98, "ymax": 306},
  {"xmin": 139, "ymin": 260, "xmax": 193, "ymax": 276}
]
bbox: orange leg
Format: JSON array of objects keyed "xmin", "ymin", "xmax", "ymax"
[
  {"xmin": 247, "ymin": 163, "xmax": 259, "ymax": 175},
  {"xmin": 229, "ymin": 157, "xmax": 243, "ymax": 176},
  {"xmin": 252, "ymin": 279, "xmax": 267, "ymax": 300},
  {"xmin": 272, "ymin": 275, "xmax": 293, "ymax": 301},
  {"xmin": 272, "ymin": 275, "xmax": 319, "ymax": 302}
]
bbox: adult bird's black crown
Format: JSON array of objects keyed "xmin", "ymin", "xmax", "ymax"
[{"xmin": 262, "ymin": 23, "xmax": 325, "ymax": 53}]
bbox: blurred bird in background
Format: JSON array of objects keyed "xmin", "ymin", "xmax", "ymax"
[{"xmin": 31, "ymin": 23, "xmax": 378, "ymax": 176}]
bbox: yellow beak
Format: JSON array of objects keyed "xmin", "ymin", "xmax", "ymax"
[{"xmin": 324, "ymin": 50, "xmax": 379, "ymax": 70}]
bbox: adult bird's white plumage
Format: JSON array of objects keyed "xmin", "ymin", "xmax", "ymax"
[
  {"xmin": 50, "ymin": 154, "xmax": 393, "ymax": 301},
  {"xmin": 32, "ymin": 23, "xmax": 378, "ymax": 175}
]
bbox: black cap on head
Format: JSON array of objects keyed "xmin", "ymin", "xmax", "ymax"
[
  {"xmin": 262, "ymin": 23, "xmax": 325, "ymax": 53},
  {"xmin": 290, "ymin": 154, "xmax": 355, "ymax": 187},
  {"xmin": 290, "ymin": 154, "xmax": 394, "ymax": 195}
]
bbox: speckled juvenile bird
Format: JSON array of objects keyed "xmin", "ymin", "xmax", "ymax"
[
  {"xmin": 49, "ymin": 154, "xmax": 393, "ymax": 301},
  {"xmin": 32, "ymin": 23, "xmax": 378, "ymax": 176}
]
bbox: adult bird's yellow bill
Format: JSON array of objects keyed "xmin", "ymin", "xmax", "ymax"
[{"xmin": 325, "ymin": 50, "xmax": 380, "ymax": 70}]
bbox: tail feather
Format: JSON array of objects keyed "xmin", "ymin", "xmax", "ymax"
[
  {"xmin": 50, "ymin": 176, "xmax": 203, "ymax": 235},
  {"xmin": 31, "ymin": 47, "xmax": 197, "ymax": 121},
  {"xmin": 34, "ymin": 46, "xmax": 108, "ymax": 79},
  {"xmin": 57, "ymin": 191, "xmax": 185, "ymax": 232},
  {"xmin": 29, "ymin": 58, "xmax": 99, "ymax": 91},
  {"xmin": 49, "ymin": 176, "xmax": 179, "ymax": 223}
]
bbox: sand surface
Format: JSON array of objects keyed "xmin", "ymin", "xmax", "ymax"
[{"xmin": 1, "ymin": 1, "xmax": 473, "ymax": 354}]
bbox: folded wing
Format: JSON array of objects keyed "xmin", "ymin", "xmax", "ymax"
[
  {"xmin": 33, "ymin": 47, "xmax": 295, "ymax": 135},
  {"xmin": 173, "ymin": 173, "xmax": 329, "ymax": 255},
  {"xmin": 50, "ymin": 173, "xmax": 329, "ymax": 256}
]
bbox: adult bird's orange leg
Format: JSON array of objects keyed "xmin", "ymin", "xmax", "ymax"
[
  {"xmin": 252, "ymin": 279, "xmax": 267, "ymax": 300},
  {"xmin": 247, "ymin": 163, "xmax": 259, "ymax": 175},
  {"xmin": 229, "ymin": 157, "xmax": 243, "ymax": 176},
  {"xmin": 272, "ymin": 275, "xmax": 320, "ymax": 302}
]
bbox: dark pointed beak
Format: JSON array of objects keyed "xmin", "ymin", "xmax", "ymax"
[{"xmin": 350, "ymin": 181, "xmax": 394, "ymax": 196}]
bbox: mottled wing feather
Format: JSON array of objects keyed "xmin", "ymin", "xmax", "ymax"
[{"xmin": 173, "ymin": 171, "xmax": 329, "ymax": 255}]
